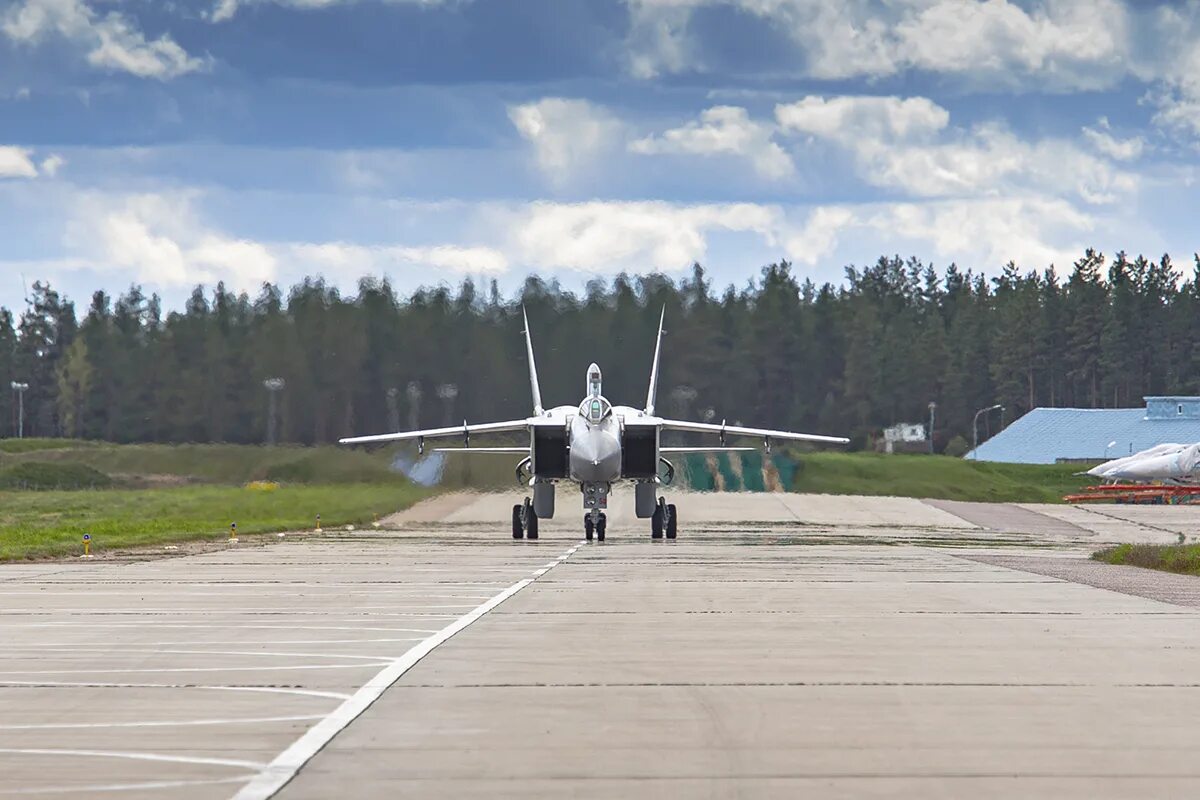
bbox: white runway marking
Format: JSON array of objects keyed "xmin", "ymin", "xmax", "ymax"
[
  {"xmin": 0, "ymin": 663, "xmax": 389, "ymax": 675},
  {"xmin": 0, "ymin": 775, "xmax": 254, "ymax": 796},
  {"xmin": 0, "ymin": 715, "xmax": 326, "ymax": 730},
  {"xmin": 6, "ymin": 623, "xmax": 440, "ymax": 633},
  {"xmin": 0, "ymin": 749, "xmax": 267, "ymax": 770},
  {"xmin": 233, "ymin": 542, "xmax": 583, "ymax": 800},
  {"xmin": 0, "ymin": 682, "xmax": 352, "ymax": 700},
  {"xmin": 8, "ymin": 638, "xmax": 425, "ymax": 647}
]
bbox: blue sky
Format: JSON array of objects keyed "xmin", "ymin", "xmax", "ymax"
[{"xmin": 1, "ymin": 0, "xmax": 1199, "ymax": 311}]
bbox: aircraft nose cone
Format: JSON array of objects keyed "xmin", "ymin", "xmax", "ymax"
[{"xmin": 572, "ymin": 426, "xmax": 622, "ymax": 482}]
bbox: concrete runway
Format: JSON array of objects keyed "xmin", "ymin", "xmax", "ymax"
[{"xmin": 3, "ymin": 491, "xmax": 1200, "ymax": 798}]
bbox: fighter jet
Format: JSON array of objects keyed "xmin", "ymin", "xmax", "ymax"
[
  {"xmin": 1089, "ymin": 442, "xmax": 1200, "ymax": 485},
  {"xmin": 1087, "ymin": 443, "xmax": 1187, "ymax": 481},
  {"xmin": 340, "ymin": 308, "xmax": 849, "ymax": 541}
]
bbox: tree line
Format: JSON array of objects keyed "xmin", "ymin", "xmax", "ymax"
[{"xmin": 4, "ymin": 249, "xmax": 1198, "ymax": 451}]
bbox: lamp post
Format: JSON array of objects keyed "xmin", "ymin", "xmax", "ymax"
[
  {"xmin": 263, "ymin": 378, "xmax": 285, "ymax": 446},
  {"xmin": 927, "ymin": 401, "xmax": 937, "ymax": 455},
  {"xmin": 971, "ymin": 404, "xmax": 1004, "ymax": 459},
  {"xmin": 1104, "ymin": 440, "xmax": 1117, "ymax": 459},
  {"xmin": 11, "ymin": 382, "xmax": 28, "ymax": 439}
]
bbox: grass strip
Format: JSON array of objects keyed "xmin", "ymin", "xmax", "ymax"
[
  {"xmin": 0, "ymin": 482, "xmax": 430, "ymax": 561},
  {"xmin": 1092, "ymin": 542, "xmax": 1200, "ymax": 576}
]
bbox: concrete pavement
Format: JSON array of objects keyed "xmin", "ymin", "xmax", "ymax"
[{"xmin": 2, "ymin": 491, "xmax": 1200, "ymax": 798}]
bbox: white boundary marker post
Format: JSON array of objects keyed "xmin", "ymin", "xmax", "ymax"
[{"xmin": 233, "ymin": 542, "xmax": 582, "ymax": 800}]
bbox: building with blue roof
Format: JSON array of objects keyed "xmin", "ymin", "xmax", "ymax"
[{"xmin": 967, "ymin": 397, "xmax": 1200, "ymax": 464}]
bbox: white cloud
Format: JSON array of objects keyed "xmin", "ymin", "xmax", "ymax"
[
  {"xmin": 630, "ymin": 105, "xmax": 793, "ymax": 180},
  {"xmin": 64, "ymin": 193, "xmax": 277, "ymax": 288},
  {"xmin": 508, "ymin": 98, "xmax": 623, "ymax": 184},
  {"xmin": 0, "ymin": 147, "xmax": 38, "ymax": 179},
  {"xmin": 775, "ymin": 95, "xmax": 948, "ymax": 144},
  {"xmin": 1082, "ymin": 120, "xmax": 1144, "ymax": 162},
  {"xmin": 508, "ymin": 200, "xmax": 781, "ymax": 273},
  {"xmin": 868, "ymin": 197, "xmax": 1095, "ymax": 270},
  {"xmin": 2, "ymin": 0, "xmax": 206, "ymax": 79},
  {"xmin": 1143, "ymin": 6, "xmax": 1200, "ymax": 141},
  {"xmin": 39, "ymin": 154, "xmax": 66, "ymax": 177},
  {"xmin": 782, "ymin": 207, "xmax": 855, "ymax": 265},
  {"xmin": 290, "ymin": 242, "xmax": 508, "ymax": 274},
  {"xmin": 210, "ymin": 0, "xmax": 455, "ymax": 23},
  {"xmin": 625, "ymin": 0, "xmax": 1130, "ymax": 89},
  {"xmin": 776, "ymin": 95, "xmax": 1137, "ymax": 205}
]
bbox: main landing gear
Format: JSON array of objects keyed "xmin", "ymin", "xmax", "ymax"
[
  {"xmin": 512, "ymin": 497, "xmax": 538, "ymax": 540},
  {"xmin": 650, "ymin": 496, "xmax": 677, "ymax": 540},
  {"xmin": 584, "ymin": 510, "xmax": 607, "ymax": 542}
]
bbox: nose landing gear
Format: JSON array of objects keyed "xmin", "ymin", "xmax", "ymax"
[
  {"xmin": 651, "ymin": 497, "xmax": 677, "ymax": 540},
  {"xmin": 512, "ymin": 497, "xmax": 539, "ymax": 540},
  {"xmin": 584, "ymin": 510, "xmax": 606, "ymax": 542}
]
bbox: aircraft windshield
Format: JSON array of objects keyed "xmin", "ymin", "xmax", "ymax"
[{"xmin": 582, "ymin": 396, "xmax": 611, "ymax": 424}]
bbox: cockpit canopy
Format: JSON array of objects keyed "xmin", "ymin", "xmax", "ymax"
[
  {"xmin": 587, "ymin": 364, "xmax": 602, "ymax": 398},
  {"xmin": 580, "ymin": 395, "xmax": 612, "ymax": 425}
]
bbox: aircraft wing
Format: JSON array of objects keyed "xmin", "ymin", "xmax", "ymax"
[
  {"xmin": 339, "ymin": 419, "xmax": 530, "ymax": 446},
  {"xmin": 658, "ymin": 419, "xmax": 850, "ymax": 446}
]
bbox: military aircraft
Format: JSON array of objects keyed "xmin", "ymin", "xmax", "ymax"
[
  {"xmin": 1088, "ymin": 442, "xmax": 1200, "ymax": 484},
  {"xmin": 340, "ymin": 309, "xmax": 849, "ymax": 541}
]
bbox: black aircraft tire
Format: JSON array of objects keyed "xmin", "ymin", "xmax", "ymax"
[
  {"xmin": 651, "ymin": 507, "xmax": 663, "ymax": 540},
  {"xmin": 666, "ymin": 504, "xmax": 678, "ymax": 539},
  {"xmin": 584, "ymin": 515, "xmax": 594, "ymax": 541},
  {"xmin": 527, "ymin": 512, "xmax": 539, "ymax": 540},
  {"xmin": 512, "ymin": 505, "xmax": 524, "ymax": 539}
]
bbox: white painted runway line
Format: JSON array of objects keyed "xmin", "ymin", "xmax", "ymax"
[{"xmin": 233, "ymin": 542, "xmax": 583, "ymax": 800}]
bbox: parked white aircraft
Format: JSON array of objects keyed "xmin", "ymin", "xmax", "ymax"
[
  {"xmin": 340, "ymin": 309, "xmax": 849, "ymax": 541},
  {"xmin": 1088, "ymin": 442, "xmax": 1200, "ymax": 484}
]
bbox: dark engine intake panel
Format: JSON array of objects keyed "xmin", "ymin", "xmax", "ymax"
[
  {"xmin": 532, "ymin": 426, "xmax": 569, "ymax": 479},
  {"xmin": 621, "ymin": 425, "xmax": 658, "ymax": 479}
]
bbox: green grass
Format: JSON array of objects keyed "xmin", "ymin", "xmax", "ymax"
[
  {"xmin": 12, "ymin": 443, "xmax": 404, "ymax": 485},
  {"xmin": 0, "ymin": 482, "xmax": 430, "ymax": 561},
  {"xmin": 1092, "ymin": 543, "xmax": 1200, "ymax": 576},
  {"xmin": 0, "ymin": 438, "xmax": 99, "ymax": 454},
  {"xmin": 785, "ymin": 451, "xmax": 1091, "ymax": 503}
]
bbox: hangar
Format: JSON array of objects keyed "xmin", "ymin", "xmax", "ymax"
[{"xmin": 968, "ymin": 396, "xmax": 1200, "ymax": 464}]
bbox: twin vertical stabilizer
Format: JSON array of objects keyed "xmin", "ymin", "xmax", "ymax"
[
  {"xmin": 522, "ymin": 306, "xmax": 544, "ymax": 415},
  {"xmin": 645, "ymin": 306, "xmax": 665, "ymax": 415}
]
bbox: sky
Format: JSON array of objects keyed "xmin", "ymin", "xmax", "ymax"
[{"xmin": 1, "ymin": 0, "xmax": 1199, "ymax": 311}]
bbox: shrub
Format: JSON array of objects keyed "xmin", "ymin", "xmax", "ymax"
[
  {"xmin": 0, "ymin": 462, "xmax": 113, "ymax": 490},
  {"xmin": 943, "ymin": 435, "xmax": 970, "ymax": 458},
  {"xmin": 263, "ymin": 453, "xmax": 398, "ymax": 484}
]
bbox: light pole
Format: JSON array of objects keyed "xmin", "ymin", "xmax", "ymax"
[
  {"xmin": 11, "ymin": 382, "xmax": 28, "ymax": 439},
  {"xmin": 971, "ymin": 404, "xmax": 1003, "ymax": 458},
  {"xmin": 1104, "ymin": 440, "xmax": 1117, "ymax": 459},
  {"xmin": 263, "ymin": 378, "xmax": 285, "ymax": 446},
  {"xmin": 927, "ymin": 401, "xmax": 937, "ymax": 455}
]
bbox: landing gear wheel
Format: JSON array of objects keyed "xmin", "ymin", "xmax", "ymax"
[
  {"xmin": 523, "ymin": 497, "xmax": 538, "ymax": 540},
  {"xmin": 596, "ymin": 513, "xmax": 607, "ymax": 542},
  {"xmin": 511, "ymin": 505, "xmax": 524, "ymax": 539},
  {"xmin": 584, "ymin": 515, "xmax": 594, "ymax": 542},
  {"xmin": 665, "ymin": 504, "xmax": 678, "ymax": 539},
  {"xmin": 651, "ymin": 505, "xmax": 663, "ymax": 540}
]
